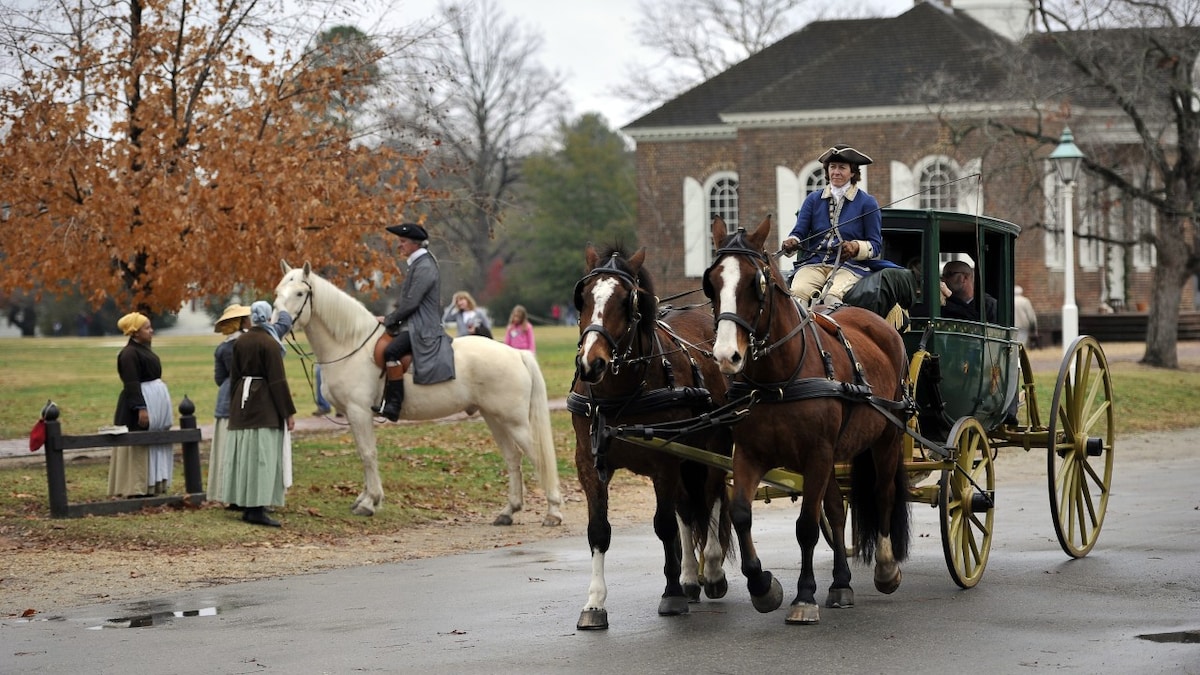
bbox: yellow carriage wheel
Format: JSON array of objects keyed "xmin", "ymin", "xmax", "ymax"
[
  {"xmin": 939, "ymin": 417, "xmax": 995, "ymax": 589},
  {"xmin": 1047, "ymin": 336, "xmax": 1115, "ymax": 558}
]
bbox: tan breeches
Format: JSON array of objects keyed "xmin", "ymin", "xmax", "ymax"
[{"xmin": 790, "ymin": 265, "xmax": 861, "ymax": 305}]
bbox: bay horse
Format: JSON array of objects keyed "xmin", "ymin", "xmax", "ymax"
[
  {"xmin": 274, "ymin": 261, "xmax": 563, "ymax": 526},
  {"xmin": 703, "ymin": 216, "xmax": 911, "ymax": 625},
  {"xmin": 570, "ymin": 245, "xmax": 732, "ymax": 630}
]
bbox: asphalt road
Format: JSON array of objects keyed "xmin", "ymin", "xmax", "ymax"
[{"xmin": 4, "ymin": 428, "xmax": 1199, "ymax": 674}]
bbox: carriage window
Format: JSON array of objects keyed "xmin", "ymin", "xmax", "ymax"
[
  {"xmin": 708, "ymin": 176, "xmax": 739, "ymax": 232},
  {"xmin": 919, "ymin": 159, "xmax": 959, "ymax": 210}
]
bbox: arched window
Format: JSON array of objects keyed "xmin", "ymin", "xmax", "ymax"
[
  {"xmin": 708, "ymin": 174, "xmax": 739, "ymax": 232},
  {"xmin": 804, "ymin": 166, "xmax": 826, "ymax": 196},
  {"xmin": 919, "ymin": 159, "xmax": 958, "ymax": 209}
]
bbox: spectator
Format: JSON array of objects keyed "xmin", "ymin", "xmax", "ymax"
[
  {"xmin": 1013, "ymin": 285, "xmax": 1038, "ymax": 348},
  {"xmin": 941, "ymin": 260, "xmax": 997, "ymax": 322},
  {"xmin": 442, "ymin": 290, "xmax": 492, "ymax": 339},
  {"xmin": 209, "ymin": 303, "xmax": 250, "ymax": 507},
  {"xmin": 219, "ymin": 301, "xmax": 296, "ymax": 527},
  {"xmin": 503, "ymin": 305, "xmax": 536, "ymax": 353},
  {"xmin": 108, "ymin": 312, "xmax": 174, "ymax": 498}
]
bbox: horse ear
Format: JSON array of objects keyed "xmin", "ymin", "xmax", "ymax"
[
  {"xmin": 711, "ymin": 216, "xmax": 727, "ymax": 249},
  {"xmin": 748, "ymin": 215, "xmax": 773, "ymax": 251},
  {"xmin": 628, "ymin": 247, "xmax": 646, "ymax": 273},
  {"xmin": 584, "ymin": 244, "xmax": 599, "ymax": 271},
  {"xmin": 302, "ymin": 262, "xmax": 312, "ymax": 279},
  {"xmin": 280, "ymin": 260, "xmax": 292, "ymax": 273}
]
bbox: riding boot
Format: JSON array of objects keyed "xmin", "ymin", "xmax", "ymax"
[{"xmin": 371, "ymin": 379, "xmax": 406, "ymax": 422}]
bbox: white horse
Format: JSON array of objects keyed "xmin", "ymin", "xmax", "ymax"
[{"xmin": 274, "ymin": 261, "xmax": 563, "ymax": 525}]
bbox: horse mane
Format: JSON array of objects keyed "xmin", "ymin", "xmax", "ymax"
[
  {"xmin": 293, "ymin": 267, "xmax": 379, "ymax": 343},
  {"xmin": 597, "ymin": 245, "xmax": 658, "ymax": 336}
]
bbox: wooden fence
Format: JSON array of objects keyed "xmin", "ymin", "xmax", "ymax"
[{"xmin": 41, "ymin": 398, "xmax": 205, "ymax": 518}]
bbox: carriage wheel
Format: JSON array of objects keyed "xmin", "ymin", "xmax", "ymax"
[
  {"xmin": 1047, "ymin": 336, "xmax": 1114, "ymax": 558},
  {"xmin": 939, "ymin": 417, "xmax": 995, "ymax": 589}
]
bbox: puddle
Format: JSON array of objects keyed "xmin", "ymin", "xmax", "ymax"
[
  {"xmin": 88, "ymin": 606, "xmax": 219, "ymax": 630},
  {"xmin": 1137, "ymin": 630, "xmax": 1200, "ymax": 644}
]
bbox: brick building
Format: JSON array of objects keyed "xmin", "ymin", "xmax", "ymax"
[{"xmin": 623, "ymin": 0, "xmax": 1195, "ymax": 334}]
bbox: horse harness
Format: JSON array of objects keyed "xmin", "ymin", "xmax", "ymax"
[{"xmin": 569, "ymin": 256, "xmax": 721, "ymax": 482}]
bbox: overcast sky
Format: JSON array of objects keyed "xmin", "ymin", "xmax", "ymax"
[{"xmin": 381, "ymin": 0, "xmax": 918, "ymax": 129}]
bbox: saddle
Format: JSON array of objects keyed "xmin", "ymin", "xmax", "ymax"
[{"xmin": 372, "ymin": 334, "xmax": 413, "ymax": 379}]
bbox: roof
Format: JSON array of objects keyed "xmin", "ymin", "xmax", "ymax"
[{"xmin": 624, "ymin": 2, "xmax": 1013, "ymax": 131}]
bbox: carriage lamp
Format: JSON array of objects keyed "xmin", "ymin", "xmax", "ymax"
[{"xmin": 1050, "ymin": 127, "xmax": 1085, "ymax": 354}]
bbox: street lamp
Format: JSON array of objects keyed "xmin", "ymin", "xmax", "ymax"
[{"xmin": 1049, "ymin": 127, "xmax": 1085, "ymax": 353}]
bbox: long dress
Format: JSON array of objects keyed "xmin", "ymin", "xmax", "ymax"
[
  {"xmin": 208, "ymin": 332, "xmax": 239, "ymax": 498},
  {"xmin": 219, "ymin": 326, "xmax": 296, "ymax": 509},
  {"xmin": 108, "ymin": 339, "xmax": 174, "ymax": 497}
]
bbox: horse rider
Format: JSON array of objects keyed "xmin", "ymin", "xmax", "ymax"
[{"xmin": 373, "ymin": 223, "xmax": 456, "ymax": 421}]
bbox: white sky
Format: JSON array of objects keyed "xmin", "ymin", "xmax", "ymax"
[{"xmin": 379, "ymin": 0, "xmax": 918, "ymax": 129}]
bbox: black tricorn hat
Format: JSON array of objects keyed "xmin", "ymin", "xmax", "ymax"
[
  {"xmin": 817, "ymin": 144, "xmax": 873, "ymax": 166},
  {"xmin": 385, "ymin": 223, "xmax": 429, "ymax": 241}
]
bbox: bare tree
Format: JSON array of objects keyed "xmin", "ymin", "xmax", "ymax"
[
  {"xmin": 934, "ymin": 0, "xmax": 1200, "ymax": 368},
  {"xmin": 385, "ymin": 0, "xmax": 567, "ymax": 299}
]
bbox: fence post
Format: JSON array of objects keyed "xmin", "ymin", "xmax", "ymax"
[
  {"xmin": 179, "ymin": 396, "xmax": 203, "ymax": 494},
  {"xmin": 42, "ymin": 402, "xmax": 69, "ymax": 518}
]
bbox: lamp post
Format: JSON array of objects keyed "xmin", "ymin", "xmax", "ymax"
[{"xmin": 1050, "ymin": 127, "xmax": 1085, "ymax": 354}]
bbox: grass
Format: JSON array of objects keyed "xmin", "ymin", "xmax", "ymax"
[{"xmin": 1, "ymin": 326, "xmax": 1198, "ymax": 550}]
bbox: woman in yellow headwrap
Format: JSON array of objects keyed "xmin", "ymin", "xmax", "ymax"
[{"xmin": 108, "ymin": 312, "xmax": 174, "ymax": 497}]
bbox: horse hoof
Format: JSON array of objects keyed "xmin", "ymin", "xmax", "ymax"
[
  {"xmin": 785, "ymin": 602, "xmax": 821, "ymax": 625},
  {"xmin": 541, "ymin": 514, "xmax": 562, "ymax": 527},
  {"xmin": 683, "ymin": 582, "xmax": 702, "ymax": 603},
  {"xmin": 825, "ymin": 587, "xmax": 855, "ymax": 608},
  {"xmin": 577, "ymin": 608, "xmax": 608, "ymax": 630},
  {"xmin": 704, "ymin": 575, "xmax": 729, "ymax": 600},
  {"xmin": 874, "ymin": 567, "xmax": 902, "ymax": 594},
  {"xmin": 493, "ymin": 514, "xmax": 513, "ymax": 526},
  {"xmin": 658, "ymin": 595, "xmax": 689, "ymax": 616},
  {"xmin": 350, "ymin": 504, "xmax": 375, "ymax": 517},
  {"xmin": 750, "ymin": 576, "xmax": 784, "ymax": 613}
]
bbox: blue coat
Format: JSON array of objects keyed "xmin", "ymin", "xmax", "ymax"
[{"xmin": 788, "ymin": 184, "xmax": 895, "ymax": 276}]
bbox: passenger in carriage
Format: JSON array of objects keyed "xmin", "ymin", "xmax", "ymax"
[
  {"xmin": 780, "ymin": 144, "xmax": 892, "ymax": 305},
  {"xmin": 940, "ymin": 260, "xmax": 997, "ymax": 322}
]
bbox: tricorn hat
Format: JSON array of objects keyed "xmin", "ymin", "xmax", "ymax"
[
  {"xmin": 817, "ymin": 144, "xmax": 873, "ymax": 166},
  {"xmin": 214, "ymin": 304, "xmax": 251, "ymax": 333},
  {"xmin": 385, "ymin": 223, "xmax": 429, "ymax": 241}
]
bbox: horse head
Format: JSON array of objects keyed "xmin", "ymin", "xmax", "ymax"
[
  {"xmin": 704, "ymin": 215, "xmax": 784, "ymax": 375},
  {"xmin": 574, "ymin": 244, "xmax": 653, "ymax": 383},
  {"xmin": 275, "ymin": 260, "xmax": 315, "ymax": 332}
]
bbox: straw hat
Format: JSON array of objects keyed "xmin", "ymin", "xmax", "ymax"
[{"xmin": 214, "ymin": 304, "xmax": 251, "ymax": 334}]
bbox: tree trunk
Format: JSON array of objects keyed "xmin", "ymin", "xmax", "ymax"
[{"xmin": 1141, "ymin": 230, "xmax": 1187, "ymax": 368}]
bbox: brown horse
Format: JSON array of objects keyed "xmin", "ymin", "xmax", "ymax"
[
  {"xmin": 569, "ymin": 244, "xmax": 733, "ymax": 631},
  {"xmin": 703, "ymin": 215, "xmax": 911, "ymax": 625}
]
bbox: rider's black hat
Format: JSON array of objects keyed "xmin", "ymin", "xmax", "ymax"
[{"xmin": 385, "ymin": 223, "xmax": 429, "ymax": 241}]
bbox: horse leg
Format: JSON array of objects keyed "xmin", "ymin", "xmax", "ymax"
[
  {"xmin": 872, "ymin": 441, "xmax": 908, "ymax": 594},
  {"xmin": 348, "ymin": 411, "xmax": 384, "ymax": 516},
  {"xmin": 677, "ymin": 512, "xmax": 703, "ymax": 602},
  {"xmin": 787, "ymin": 474, "xmax": 829, "ymax": 625},
  {"xmin": 487, "ymin": 411, "xmax": 562, "ymax": 527},
  {"xmin": 482, "ymin": 417, "xmax": 525, "ymax": 526},
  {"xmin": 699, "ymin": 497, "xmax": 730, "ymax": 600},
  {"xmin": 576, "ymin": 459, "xmax": 612, "ymax": 630},
  {"xmin": 730, "ymin": 465, "xmax": 784, "ymax": 614},
  {"xmin": 822, "ymin": 481, "xmax": 855, "ymax": 609},
  {"xmin": 652, "ymin": 480, "xmax": 689, "ymax": 617}
]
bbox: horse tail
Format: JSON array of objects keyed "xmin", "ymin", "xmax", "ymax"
[
  {"xmin": 521, "ymin": 350, "xmax": 560, "ymax": 499},
  {"xmin": 849, "ymin": 446, "xmax": 912, "ymax": 564}
]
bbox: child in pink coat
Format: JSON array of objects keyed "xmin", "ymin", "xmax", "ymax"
[{"xmin": 503, "ymin": 305, "xmax": 536, "ymax": 353}]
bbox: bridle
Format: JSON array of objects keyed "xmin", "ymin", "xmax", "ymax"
[
  {"xmin": 281, "ymin": 275, "xmax": 382, "ymax": 367},
  {"xmin": 704, "ymin": 229, "xmax": 812, "ymax": 362},
  {"xmin": 574, "ymin": 254, "xmax": 644, "ymax": 375}
]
